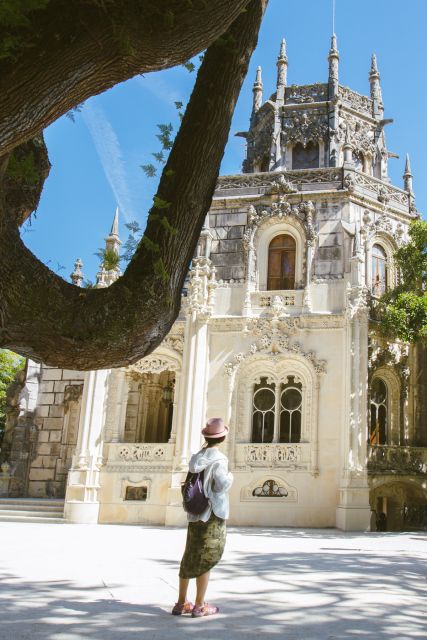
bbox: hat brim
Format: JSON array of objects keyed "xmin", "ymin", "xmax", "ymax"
[{"xmin": 201, "ymin": 425, "xmax": 229, "ymax": 438}]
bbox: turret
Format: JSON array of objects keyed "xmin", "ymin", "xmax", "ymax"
[
  {"xmin": 105, "ymin": 206, "xmax": 121, "ymax": 255},
  {"xmin": 96, "ymin": 207, "xmax": 122, "ymax": 287},
  {"xmin": 276, "ymin": 38, "xmax": 288, "ymax": 105},
  {"xmin": 369, "ymin": 54, "xmax": 384, "ymax": 119},
  {"xmin": 328, "ymin": 33, "xmax": 339, "ymax": 97},
  {"xmin": 403, "ymin": 154, "xmax": 413, "ymax": 195},
  {"xmin": 252, "ymin": 66, "xmax": 263, "ymax": 117},
  {"xmin": 70, "ymin": 258, "xmax": 84, "ymax": 287}
]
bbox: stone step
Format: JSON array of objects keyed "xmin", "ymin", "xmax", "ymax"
[
  {"xmin": 0, "ymin": 508, "xmax": 63, "ymax": 519},
  {"xmin": 0, "ymin": 502, "xmax": 64, "ymax": 513},
  {"xmin": 0, "ymin": 513, "xmax": 64, "ymax": 524},
  {"xmin": 0, "ymin": 498, "xmax": 64, "ymax": 507}
]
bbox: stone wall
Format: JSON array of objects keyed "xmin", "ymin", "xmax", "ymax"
[{"xmin": 26, "ymin": 366, "xmax": 85, "ymax": 498}]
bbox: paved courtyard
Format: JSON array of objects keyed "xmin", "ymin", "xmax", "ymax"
[{"xmin": 0, "ymin": 522, "xmax": 426, "ymax": 639}]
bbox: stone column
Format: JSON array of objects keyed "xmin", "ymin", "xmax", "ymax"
[
  {"xmin": 112, "ymin": 370, "xmax": 130, "ymax": 442},
  {"xmin": 64, "ymin": 369, "xmax": 109, "ymax": 523},
  {"xmin": 336, "ymin": 289, "xmax": 371, "ymax": 531}
]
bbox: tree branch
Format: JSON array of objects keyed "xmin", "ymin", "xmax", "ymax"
[
  {"xmin": 0, "ymin": 0, "xmax": 252, "ymax": 155},
  {"xmin": 0, "ymin": 0, "xmax": 268, "ymax": 370}
]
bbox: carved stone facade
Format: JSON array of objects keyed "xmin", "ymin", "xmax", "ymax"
[{"xmin": 6, "ymin": 34, "xmax": 425, "ymax": 530}]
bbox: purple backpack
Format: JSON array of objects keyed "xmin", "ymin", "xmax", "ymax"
[{"xmin": 181, "ymin": 470, "xmax": 209, "ymax": 515}]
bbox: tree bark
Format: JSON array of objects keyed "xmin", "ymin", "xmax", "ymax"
[
  {"xmin": 0, "ymin": 0, "xmax": 268, "ymax": 370},
  {"xmin": 0, "ymin": 0, "xmax": 251, "ymax": 155}
]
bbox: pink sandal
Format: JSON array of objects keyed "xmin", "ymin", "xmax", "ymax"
[
  {"xmin": 191, "ymin": 603, "xmax": 219, "ymax": 618},
  {"xmin": 171, "ymin": 601, "xmax": 194, "ymax": 615}
]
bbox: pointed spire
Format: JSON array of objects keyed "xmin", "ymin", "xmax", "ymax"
[
  {"xmin": 276, "ymin": 38, "xmax": 288, "ymax": 104},
  {"xmin": 403, "ymin": 153, "xmax": 414, "ymax": 195},
  {"xmin": 369, "ymin": 53, "xmax": 383, "ymax": 119},
  {"xmin": 252, "ymin": 65, "xmax": 263, "ymax": 115},
  {"xmin": 110, "ymin": 206, "xmax": 119, "ymax": 236},
  {"xmin": 328, "ymin": 33, "xmax": 339, "ymax": 97},
  {"xmin": 70, "ymin": 258, "xmax": 84, "ymax": 287},
  {"xmin": 105, "ymin": 206, "xmax": 122, "ymax": 255}
]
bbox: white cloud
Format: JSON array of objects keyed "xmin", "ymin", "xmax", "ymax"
[
  {"xmin": 137, "ymin": 74, "xmax": 184, "ymax": 106},
  {"xmin": 82, "ymin": 103, "xmax": 136, "ymax": 223}
]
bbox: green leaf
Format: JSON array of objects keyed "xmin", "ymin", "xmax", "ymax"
[{"xmin": 141, "ymin": 163, "xmax": 157, "ymax": 178}]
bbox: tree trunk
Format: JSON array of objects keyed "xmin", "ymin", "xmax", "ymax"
[
  {"xmin": 0, "ymin": 0, "xmax": 268, "ymax": 371},
  {"xmin": 0, "ymin": 0, "xmax": 251, "ymax": 155}
]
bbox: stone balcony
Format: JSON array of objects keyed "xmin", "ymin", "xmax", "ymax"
[
  {"xmin": 367, "ymin": 445, "xmax": 427, "ymax": 476},
  {"xmin": 104, "ymin": 443, "xmax": 175, "ymax": 471},
  {"xmin": 214, "ymin": 167, "xmax": 414, "ymax": 216}
]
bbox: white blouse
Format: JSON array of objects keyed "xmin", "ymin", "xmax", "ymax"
[{"xmin": 187, "ymin": 447, "xmax": 233, "ymax": 522}]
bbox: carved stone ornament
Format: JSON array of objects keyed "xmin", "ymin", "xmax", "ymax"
[
  {"xmin": 368, "ymin": 445, "xmax": 427, "ymax": 476},
  {"xmin": 63, "ymin": 384, "xmax": 83, "ymax": 410},
  {"xmin": 265, "ymin": 173, "xmax": 297, "ymax": 195},
  {"xmin": 339, "ymin": 115, "xmax": 377, "ymax": 156},
  {"xmin": 128, "ymin": 356, "xmax": 180, "ymax": 378},
  {"xmin": 345, "ymin": 284, "xmax": 370, "ymax": 320},
  {"xmin": 281, "ymin": 109, "xmax": 329, "ymax": 146},
  {"xmin": 287, "ymin": 83, "xmax": 328, "ymax": 104},
  {"xmin": 215, "ymin": 168, "xmax": 343, "ymax": 193},
  {"xmin": 162, "ymin": 334, "xmax": 184, "ymax": 354},
  {"xmin": 338, "ymin": 86, "xmax": 373, "ymax": 118},
  {"xmin": 118, "ymin": 444, "xmax": 168, "ymax": 462},
  {"xmin": 245, "ymin": 198, "xmax": 317, "ymax": 247},
  {"xmin": 224, "ymin": 329, "xmax": 326, "ymax": 377},
  {"xmin": 240, "ymin": 475, "xmax": 298, "ymax": 502}
]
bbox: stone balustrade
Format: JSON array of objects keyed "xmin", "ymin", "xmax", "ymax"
[
  {"xmin": 235, "ymin": 443, "xmax": 311, "ymax": 469},
  {"xmin": 367, "ymin": 445, "xmax": 427, "ymax": 475}
]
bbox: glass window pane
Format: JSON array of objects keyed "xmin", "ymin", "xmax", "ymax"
[
  {"xmin": 371, "ymin": 379, "xmax": 387, "ymax": 404},
  {"xmin": 282, "ymin": 388, "xmax": 302, "ymax": 410},
  {"xmin": 253, "ymin": 388, "xmax": 275, "ymax": 411},
  {"xmin": 252, "ymin": 412, "xmax": 264, "ymax": 443},
  {"xmin": 290, "ymin": 411, "xmax": 301, "ymax": 443},
  {"xmin": 280, "ymin": 411, "xmax": 290, "ymax": 443},
  {"xmin": 263, "ymin": 411, "xmax": 274, "ymax": 443}
]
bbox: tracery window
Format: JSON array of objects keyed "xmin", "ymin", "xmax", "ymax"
[
  {"xmin": 371, "ymin": 244, "xmax": 388, "ymax": 297},
  {"xmin": 251, "ymin": 378, "xmax": 275, "ymax": 443},
  {"xmin": 267, "ymin": 234, "xmax": 296, "ymax": 291},
  {"xmin": 370, "ymin": 378, "xmax": 388, "ymax": 445},
  {"xmin": 251, "ymin": 376, "xmax": 302, "ymax": 444},
  {"xmin": 280, "ymin": 380, "xmax": 302, "ymax": 443},
  {"xmin": 292, "ymin": 142, "xmax": 319, "ymax": 170}
]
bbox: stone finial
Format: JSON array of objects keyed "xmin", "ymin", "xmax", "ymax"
[
  {"xmin": 252, "ymin": 65, "xmax": 263, "ymax": 115},
  {"xmin": 70, "ymin": 258, "xmax": 84, "ymax": 287},
  {"xmin": 276, "ymin": 38, "xmax": 288, "ymax": 103},
  {"xmin": 403, "ymin": 153, "xmax": 414, "ymax": 195},
  {"xmin": 343, "ymin": 124, "xmax": 353, "ymax": 164},
  {"xmin": 328, "ymin": 33, "xmax": 339, "ymax": 96},
  {"xmin": 369, "ymin": 53, "xmax": 383, "ymax": 118}
]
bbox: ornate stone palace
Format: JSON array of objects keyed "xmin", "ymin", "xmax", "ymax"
[{"xmin": 2, "ymin": 36, "xmax": 426, "ymax": 530}]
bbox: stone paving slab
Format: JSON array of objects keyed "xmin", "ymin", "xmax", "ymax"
[{"xmin": 0, "ymin": 522, "xmax": 426, "ymax": 639}]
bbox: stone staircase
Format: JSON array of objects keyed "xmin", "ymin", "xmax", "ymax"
[{"xmin": 0, "ymin": 498, "xmax": 65, "ymax": 523}]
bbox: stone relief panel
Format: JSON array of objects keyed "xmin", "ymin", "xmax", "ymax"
[{"xmin": 240, "ymin": 475, "xmax": 298, "ymax": 502}]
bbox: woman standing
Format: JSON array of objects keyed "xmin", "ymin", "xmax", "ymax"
[{"xmin": 172, "ymin": 418, "xmax": 233, "ymax": 618}]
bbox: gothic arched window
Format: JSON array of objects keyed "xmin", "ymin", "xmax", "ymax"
[
  {"xmin": 251, "ymin": 378, "xmax": 275, "ymax": 443},
  {"xmin": 372, "ymin": 244, "xmax": 388, "ymax": 297},
  {"xmin": 292, "ymin": 142, "xmax": 319, "ymax": 170},
  {"xmin": 251, "ymin": 375, "xmax": 303, "ymax": 444},
  {"xmin": 267, "ymin": 234, "xmax": 296, "ymax": 290},
  {"xmin": 280, "ymin": 381, "xmax": 302, "ymax": 443},
  {"xmin": 370, "ymin": 378, "xmax": 388, "ymax": 445}
]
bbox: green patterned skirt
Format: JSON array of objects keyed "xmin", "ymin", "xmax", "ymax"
[{"xmin": 179, "ymin": 513, "xmax": 226, "ymax": 579}]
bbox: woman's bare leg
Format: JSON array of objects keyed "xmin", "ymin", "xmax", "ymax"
[
  {"xmin": 178, "ymin": 578, "xmax": 190, "ymax": 604},
  {"xmin": 195, "ymin": 571, "xmax": 210, "ymax": 606}
]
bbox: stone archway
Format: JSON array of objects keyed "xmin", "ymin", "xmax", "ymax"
[{"xmin": 370, "ymin": 480, "xmax": 427, "ymax": 531}]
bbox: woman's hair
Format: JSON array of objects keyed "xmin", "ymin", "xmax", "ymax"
[{"xmin": 204, "ymin": 435, "xmax": 226, "ymax": 447}]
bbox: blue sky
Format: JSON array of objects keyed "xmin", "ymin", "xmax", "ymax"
[{"xmin": 23, "ymin": 0, "xmax": 427, "ymax": 282}]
